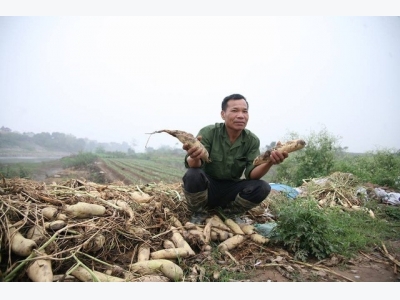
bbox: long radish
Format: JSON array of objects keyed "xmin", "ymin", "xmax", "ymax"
[
  {"xmin": 146, "ymin": 129, "xmax": 211, "ymax": 163},
  {"xmin": 224, "ymin": 219, "xmax": 245, "ymax": 235},
  {"xmin": 239, "ymin": 224, "xmax": 255, "ymax": 235},
  {"xmin": 250, "ymin": 233, "xmax": 269, "ymax": 244},
  {"xmin": 253, "ymin": 139, "xmax": 306, "ymax": 166},
  {"xmin": 129, "ymin": 259, "xmax": 183, "ymax": 281},
  {"xmin": 217, "ymin": 235, "xmax": 245, "ymax": 254},
  {"xmin": 26, "ymin": 225, "xmax": 47, "ymax": 245},
  {"xmin": 71, "ymin": 266, "xmax": 125, "ymax": 282},
  {"xmin": 9, "ymin": 227, "xmax": 37, "ymax": 257},
  {"xmin": 150, "ymin": 247, "xmax": 191, "ymax": 260},
  {"xmin": 170, "ymin": 226, "xmax": 195, "ymax": 256},
  {"xmin": 65, "ymin": 202, "xmax": 106, "ymax": 218},
  {"xmin": 41, "ymin": 207, "xmax": 58, "ymax": 220},
  {"xmin": 137, "ymin": 243, "xmax": 151, "ymax": 262},
  {"xmin": 26, "ymin": 250, "xmax": 53, "ymax": 282},
  {"xmin": 206, "ymin": 215, "xmax": 231, "ymax": 232},
  {"xmin": 163, "ymin": 239, "xmax": 176, "ymax": 249}
]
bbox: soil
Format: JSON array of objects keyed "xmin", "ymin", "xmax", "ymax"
[{"xmin": 30, "ymin": 161, "xmax": 400, "ymax": 282}]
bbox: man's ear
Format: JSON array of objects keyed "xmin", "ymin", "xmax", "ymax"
[{"xmin": 221, "ymin": 110, "xmax": 225, "ymax": 120}]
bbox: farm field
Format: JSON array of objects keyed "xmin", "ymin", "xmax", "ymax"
[{"xmin": 97, "ymin": 156, "xmax": 187, "ymax": 185}]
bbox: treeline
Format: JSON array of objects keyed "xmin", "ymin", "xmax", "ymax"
[{"xmin": 0, "ymin": 128, "xmax": 132, "ymax": 154}]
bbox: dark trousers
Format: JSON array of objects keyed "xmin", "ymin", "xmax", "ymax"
[{"xmin": 182, "ymin": 168, "xmax": 271, "ymax": 209}]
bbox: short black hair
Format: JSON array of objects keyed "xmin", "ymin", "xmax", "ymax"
[{"xmin": 222, "ymin": 94, "xmax": 248, "ymax": 111}]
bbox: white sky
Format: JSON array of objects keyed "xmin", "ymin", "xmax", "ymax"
[{"xmin": 1, "ymin": 2, "xmax": 399, "ymax": 153}]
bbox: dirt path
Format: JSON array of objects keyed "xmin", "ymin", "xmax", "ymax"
[
  {"xmin": 248, "ymin": 240, "xmax": 400, "ymax": 282},
  {"xmin": 94, "ymin": 160, "xmax": 130, "ymax": 184}
]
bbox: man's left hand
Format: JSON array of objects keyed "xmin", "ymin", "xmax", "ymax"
[{"xmin": 270, "ymin": 150, "xmax": 288, "ymax": 164}]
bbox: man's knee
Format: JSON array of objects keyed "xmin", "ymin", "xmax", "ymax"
[
  {"xmin": 261, "ymin": 181, "xmax": 271, "ymax": 198},
  {"xmin": 182, "ymin": 168, "xmax": 208, "ymax": 193},
  {"xmin": 183, "ymin": 168, "xmax": 204, "ymax": 181},
  {"xmin": 241, "ymin": 180, "xmax": 271, "ymax": 204}
]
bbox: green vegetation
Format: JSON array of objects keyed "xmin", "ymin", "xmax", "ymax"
[
  {"xmin": 270, "ymin": 197, "xmax": 335, "ymax": 261},
  {"xmin": 333, "ymin": 149, "xmax": 400, "ymax": 189},
  {"xmin": 268, "ymin": 195, "xmax": 400, "ymax": 261},
  {"xmin": 266, "ymin": 127, "xmax": 400, "ymax": 190},
  {"xmin": 60, "ymin": 152, "xmax": 99, "ymax": 169},
  {"xmin": 0, "ymin": 161, "xmax": 39, "ymax": 179}
]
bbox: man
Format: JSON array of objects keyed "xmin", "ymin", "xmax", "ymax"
[{"xmin": 182, "ymin": 93, "xmax": 288, "ymax": 223}]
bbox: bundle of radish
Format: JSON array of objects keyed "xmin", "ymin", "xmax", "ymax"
[
  {"xmin": 253, "ymin": 139, "xmax": 306, "ymax": 166},
  {"xmin": 146, "ymin": 129, "xmax": 211, "ymax": 163}
]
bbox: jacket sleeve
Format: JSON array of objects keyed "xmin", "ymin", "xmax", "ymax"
[{"xmin": 243, "ymin": 137, "xmax": 261, "ymax": 179}]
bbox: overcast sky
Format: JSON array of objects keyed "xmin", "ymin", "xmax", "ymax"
[{"xmin": 1, "ymin": 10, "xmax": 399, "ymax": 153}]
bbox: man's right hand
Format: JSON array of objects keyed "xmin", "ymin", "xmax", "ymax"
[{"xmin": 183, "ymin": 136, "xmax": 204, "ymax": 166}]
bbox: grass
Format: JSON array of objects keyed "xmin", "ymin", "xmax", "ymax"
[
  {"xmin": 0, "ymin": 160, "xmax": 63, "ymax": 179},
  {"xmin": 0, "ymin": 161, "xmax": 38, "ymax": 178},
  {"xmin": 267, "ymin": 194, "xmax": 400, "ymax": 262},
  {"xmin": 191, "ymin": 245, "xmax": 249, "ymax": 282}
]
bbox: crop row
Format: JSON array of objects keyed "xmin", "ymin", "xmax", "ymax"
[
  {"xmin": 101, "ymin": 159, "xmax": 154, "ymax": 184},
  {"xmin": 112, "ymin": 158, "xmax": 185, "ymax": 178},
  {"xmin": 101, "ymin": 158, "xmax": 185, "ymax": 184}
]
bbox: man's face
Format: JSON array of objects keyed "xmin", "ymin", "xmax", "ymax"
[{"xmin": 221, "ymin": 99, "xmax": 249, "ymax": 131}]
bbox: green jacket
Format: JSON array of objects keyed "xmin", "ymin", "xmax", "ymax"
[{"xmin": 184, "ymin": 123, "xmax": 260, "ymax": 181}]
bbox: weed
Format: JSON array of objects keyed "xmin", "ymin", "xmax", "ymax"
[
  {"xmin": 270, "ymin": 197, "xmax": 336, "ymax": 261},
  {"xmin": 269, "ymin": 195, "xmax": 398, "ymax": 261}
]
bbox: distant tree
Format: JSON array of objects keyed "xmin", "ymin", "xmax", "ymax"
[
  {"xmin": 32, "ymin": 132, "xmax": 52, "ymax": 148},
  {"xmin": 95, "ymin": 146, "xmax": 106, "ymax": 154}
]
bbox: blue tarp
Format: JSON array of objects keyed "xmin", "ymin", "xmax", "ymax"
[{"xmin": 270, "ymin": 183, "xmax": 299, "ymax": 199}]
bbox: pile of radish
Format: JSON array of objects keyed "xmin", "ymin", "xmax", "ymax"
[{"xmin": 1, "ymin": 178, "xmax": 271, "ymax": 282}]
